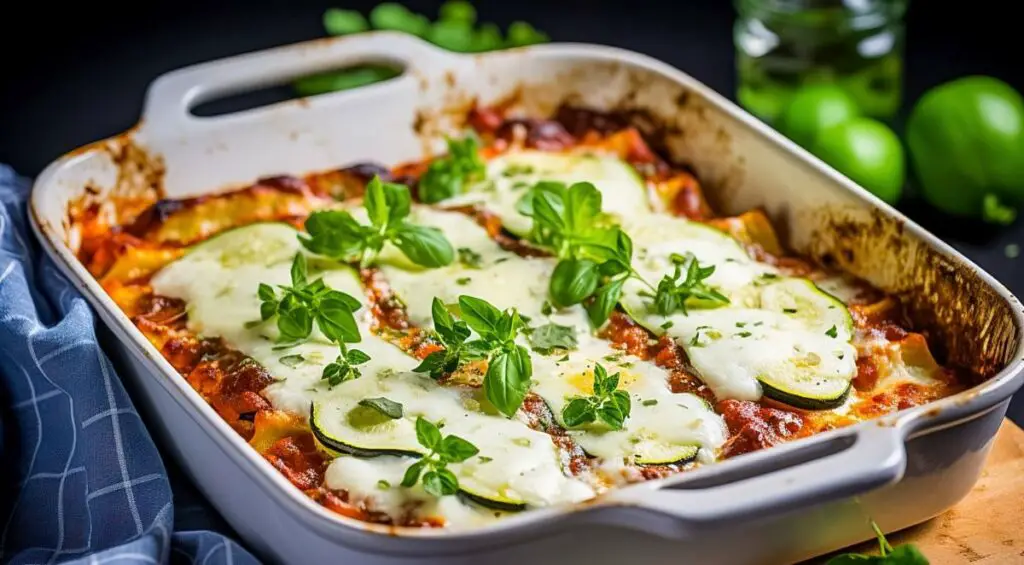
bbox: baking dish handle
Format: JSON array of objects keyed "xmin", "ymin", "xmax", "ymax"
[
  {"xmin": 609, "ymin": 425, "xmax": 906, "ymax": 526},
  {"xmin": 141, "ymin": 31, "xmax": 456, "ymax": 133}
]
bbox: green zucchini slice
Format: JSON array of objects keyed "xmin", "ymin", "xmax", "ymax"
[
  {"xmin": 757, "ymin": 375, "xmax": 852, "ymax": 410},
  {"xmin": 758, "ymin": 278, "xmax": 854, "ymax": 340},
  {"xmin": 310, "ymin": 401, "xmax": 422, "ymax": 458},
  {"xmin": 634, "ymin": 443, "xmax": 700, "ymax": 466},
  {"xmin": 458, "ymin": 481, "xmax": 529, "ymax": 512}
]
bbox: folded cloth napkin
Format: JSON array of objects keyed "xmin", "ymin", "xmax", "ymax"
[{"xmin": 0, "ymin": 165, "xmax": 260, "ymax": 565}]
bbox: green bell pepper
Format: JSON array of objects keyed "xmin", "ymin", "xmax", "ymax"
[{"xmin": 906, "ymin": 76, "xmax": 1024, "ymax": 225}]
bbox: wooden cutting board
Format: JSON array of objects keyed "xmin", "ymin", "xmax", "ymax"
[{"xmin": 808, "ymin": 420, "xmax": 1024, "ymax": 564}]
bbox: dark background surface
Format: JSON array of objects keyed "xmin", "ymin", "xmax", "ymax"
[{"xmin": 1, "ymin": 0, "xmax": 1021, "ymax": 423}]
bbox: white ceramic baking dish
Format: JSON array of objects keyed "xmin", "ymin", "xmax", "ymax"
[{"xmin": 30, "ymin": 32, "xmax": 1024, "ymax": 565}]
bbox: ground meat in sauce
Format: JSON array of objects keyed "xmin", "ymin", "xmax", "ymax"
[
  {"xmin": 717, "ymin": 399, "xmax": 804, "ymax": 459},
  {"xmin": 263, "ymin": 434, "xmax": 328, "ymax": 491}
]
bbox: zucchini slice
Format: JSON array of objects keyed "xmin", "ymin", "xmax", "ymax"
[
  {"xmin": 445, "ymin": 149, "xmax": 651, "ymax": 236},
  {"xmin": 616, "ymin": 214, "xmax": 857, "ymax": 410},
  {"xmin": 758, "ymin": 278, "xmax": 854, "ymax": 341},
  {"xmin": 634, "ymin": 443, "xmax": 700, "ymax": 466},
  {"xmin": 310, "ymin": 401, "xmax": 422, "ymax": 458},
  {"xmin": 458, "ymin": 481, "xmax": 529, "ymax": 512},
  {"xmin": 757, "ymin": 375, "xmax": 852, "ymax": 410}
]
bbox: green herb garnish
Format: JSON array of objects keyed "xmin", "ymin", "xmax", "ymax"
[
  {"xmin": 527, "ymin": 323, "xmax": 578, "ymax": 355},
  {"xmin": 825, "ymin": 521, "xmax": 929, "ymax": 564},
  {"xmin": 413, "ymin": 296, "xmax": 532, "ymax": 417},
  {"xmin": 649, "ymin": 258, "xmax": 730, "ymax": 317},
  {"xmin": 457, "ymin": 247, "xmax": 484, "ymax": 268},
  {"xmin": 561, "ymin": 363, "xmax": 632, "ymax": 430},
  {"xmin": 401, "ymin": 417, "xmax": 480, "ymax": 497},
  {"xmin": 257, "ymin": 253, "xmax": 362, "ymax": 345},
  {"xmin": 279, "ymin": 354, "xmax": 305, "ymax": 368},
  {"xmin": 321, "ymin": 343, "xmax": 371, "ymax": 387},
  {"xmin": 300, "ymin": 176, "xmax": 454, "ymax": 268},
  {"xmin": 826, "ymin": 325, "xmax": 839, "ymax": 338},
  {"xmin": 358, "ymin": 397, "xmax": 404, "ymax": 419},
  {"xmin": 418, "ymin": 137, "xmax": 486, "ymax": 203}
]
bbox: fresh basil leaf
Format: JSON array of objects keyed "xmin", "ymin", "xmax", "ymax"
[
  {"xmin": 401, "ymin": 459, "xmax": 428, "ymax": 488},
  {"xmin": 528, "ymin": 323, "xmax": 578, "ymax": 354},
  {"xmin": 462, "ymin": 339, "xmax": 495, "ymax": 360},
  {"xmin": 431, "ymin": 297, "xmax": 455, "ymax": 334},
  {"xmin": 316, "ymin": 296, "xmax": 361, "ymax": 344},
  {"xmin": 260, "ymin": 301, "xmax": 278, "ymax": 321},
  {"xmin": 495, "ymin": 308, "xmax": 521, "ymax": 343},
  {"xmin": 381, "ymin": 180, "xmax": 412, "ymax": 226},
  {"xmin": 300, "ymin": 210, "xmax": 366, "ymax": 260},
  {"xmin": 391, "ymin": 224, "xmax": 455, "ymax": 267},
  {"xmin": 346, "ymin": 348, "xmax": 371, "ymax": 365},
  {"xmin": 516, "ymin": 181, "xmax": 565, "ymax": 218},
  {"xmin": 415, "ymin": 416, "xmax": 443, "ymax": 450},
  {"xmin": 597, "ymin": 401, "xmax": 627, "ymax": 430},
  {"xmin": 258, "ymin": 283, "xmax": 276, "ymax": 302},
  {"xmin": 564, "ymin": 182, "xmax": 602, "ymax": 235},
  {"xmin": 549, "ymin": 258, "xmax": 599, "ymax": 307},
  {"xmin": 587, "ymin": 277, "xmax": 625, "ymax": 327},
  {"xmin": 561, "ymin": 397, "xmax": 596, "ymax": 428},
  {"xmin": 422, "ymin": 469, "xmax": 459, "ymax": 497},
  {"xmin": 321, "ymin": 362, "xmax": 352, "ymax": 387},
  {"xmin": 412, "ymin": 350, "xmax": 448, "ymax": 378},
  {"xmin": 279, "ymin": 354, "xmax": 305, "ymax": 368},
  {"xmin": 484, "ymin": 349, "xmax": 530, "ymax": 417},
  {"xmin": 276, "ymin": 295, "xmax": 313, "ymax": 342},
  {"xmin": 602, "ymin": 367, "xmax": 621, "ymax": 398},
  {"xmin": 458, "ymin": 295, "xmax": 503, "ymax": 338},
  {"xmin": 364, "ymin": 176, "xmax": 390, "ymax": 229},
  {"xmin": 290, "ymin": 253, "xmax": 308, "ymax": 287},
  {"xmin": 531, "ymin": 185, "xmax": 567, "ymax": 234},
  {"xmin": 358, "ymin": 397, "xmax": 404, "ymax": 420},
  {"xmin": 418, "ymin": 162, "xmax": 462, "ymax": 204},
  {"xmin": 439, "ymin": 435, "xmax": 479, "ymax": 463},
  {"xmin": 610, "ymin": 389, "xmax": 631, "ymax": 420}
]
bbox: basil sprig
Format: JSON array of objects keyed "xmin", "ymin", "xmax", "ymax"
[
  {"xmin": 561, "ymin": 363, "xmax": 632, "ymax": 430},
  {"xmin": 418, "ymin": 136, "xmax": 486, "ymax": 204},
  {"xmin": 300, "ymin": 176, "xmax": 455, "ymax": 268},
  {"xmin": 258, "ymin": 253, "xmax": 362, "ymax": 345},
  {"xmin": 321, "ymin": 344, "xmax": 371, "ymax": 387},
  {"xmin": 401, "ymin": 417, "xmax": 480, "ymax": 497},
  {"xmin": 825, "ymin": 520, "xmax": 929, "ymax": 564},
  {"xmin": 646, "ymin": 253, "xmax": 730, "ymax": 316},
  {"xmin": 517, "ymin": 181, "xmax": 729, "ymax": 325},
  {"xmin": 413, "ymin": 296, "xmax": 533, "ymax": 418}
]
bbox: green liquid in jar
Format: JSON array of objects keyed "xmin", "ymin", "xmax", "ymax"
[{"xmin": 735, "ymin": 0, "xmax": 906, "ymax": 123}]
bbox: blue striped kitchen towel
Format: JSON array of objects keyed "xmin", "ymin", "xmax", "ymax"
[{"xmin": 0, "ymin": 164, "xmax": 261, "ymax": 565}]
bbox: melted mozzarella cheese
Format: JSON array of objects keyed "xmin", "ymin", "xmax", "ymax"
[
  {"xmin": 316, "ymin": 370, "xmax": 593, "ymax": 516},
  {"xmin": 378, "ymin": 208, "xmax": 727, "ymax": 465},
  {"xmin": 530, "ymin": 340, "xmax": 726, "ymax": 465},
  {"xmin": 620, "ymin": 214, "xmax": 857, "ymax": 402},
  {"xmin": 442, "ymin": 149, "xmax": 652, "ymax": 236},
  {"xmin": 151, "ymin": 222, "xmax": 592, "ymax": 527},
  {"xmin": 150, "ymin": 223, "xmax": 417, "ymax": 416}
]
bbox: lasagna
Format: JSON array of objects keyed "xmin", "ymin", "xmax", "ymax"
[{"xmin": 74, "ymin": 106, "xmax": 963, "ymax": 529}]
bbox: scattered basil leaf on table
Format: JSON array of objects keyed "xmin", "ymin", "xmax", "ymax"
[
  {"xmin": 825, "ymin": 521, "xmax": 929, "ymax": 564},
  {"xmin": 300, "ymin": 176, "xmax": 454, "ymax": 268},
  {"xmin": 401, "ymin": 417, "xmax": 480, "ymax": 497}
]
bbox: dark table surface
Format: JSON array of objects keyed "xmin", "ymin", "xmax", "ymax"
[{"xmin": 2, "ymin": 0, "xmax": 1022, "ymax": 424}]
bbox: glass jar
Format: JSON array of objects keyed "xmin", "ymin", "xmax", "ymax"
[{"xmin": 734, "ymin": 0, "xmax": 908, "ymax": 123}]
